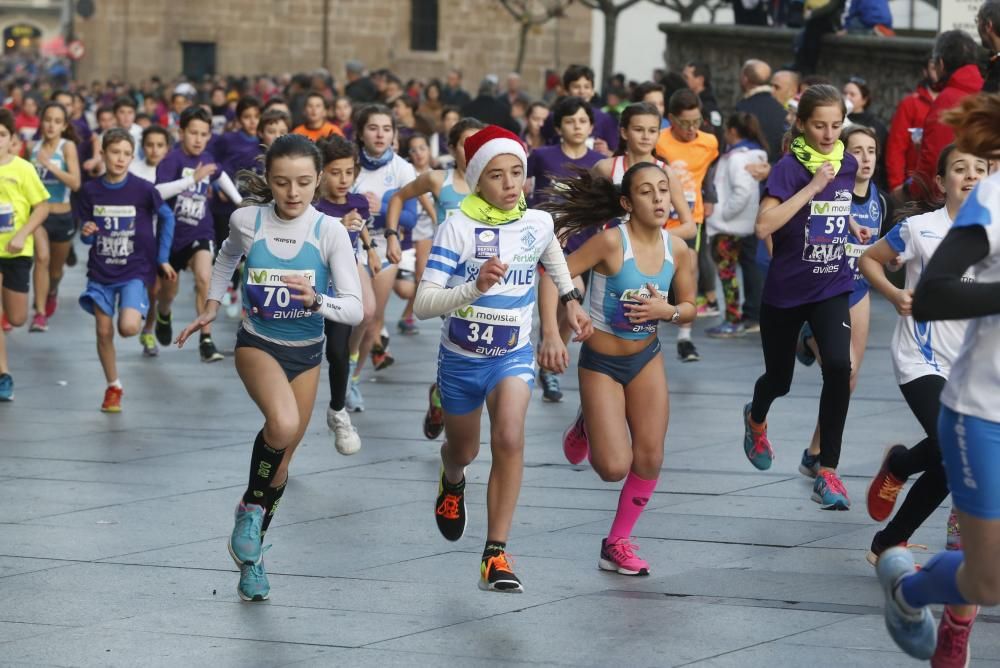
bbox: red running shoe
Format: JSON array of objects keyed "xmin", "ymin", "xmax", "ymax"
[{"xmin": 866, "ymin": 444, "xmax": 907, "ymax": 521}]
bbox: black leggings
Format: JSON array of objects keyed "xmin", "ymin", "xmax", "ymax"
[
  {"xmin": 878, "ymin": 374, "xmax": 950, "ymax": 546},
  {"xmin": 751, "ymin": 293, "xmax": 852, "ymax": 469},
  {"xmin": 325, "ymin": 320, "xmax": 352, "ymax": 411}
]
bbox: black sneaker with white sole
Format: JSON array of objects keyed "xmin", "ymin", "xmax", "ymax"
[{"xmin": 677, "ymin": 340, "xmax": 700, "ymax": 362}]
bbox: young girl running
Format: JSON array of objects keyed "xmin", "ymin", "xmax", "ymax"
[
  {"xmin": 154, "ymin": 106, "xmax": 243, "ymax": 363},
  {"xmin": 743, "ymin": 84, "xmax": 871, "ymax": 510},
  {"xmin": 0, "ymin": 108, "xmax": 50, "ymax": 400},
  {"xmin": 797, "ymin": 125, "xmax": 888, "ymax": 476},
  {"xmin": 545, "ymin": 162, "xmax": 696, "ymax": 575},
  {"xmin": 414, "ymin": 125, "xmax": 591, "ymax": 592},
  {"xmin": 175, "ymin": 134, "xmax": 363, "ymax": 602},
  {"xmin": 395, "ymin": 132, "xmax": 436, "ymax": 335},
  {"xmin": 877, "ymin": 94, "xmax": 1000, "ymax": 665},
  {"xmin": 29, "ymin": 101, "xmax": 81, "ymax": 331},
  {"xmin": 78, "ymin": 129, "xmax": 178, "ymax": 411},
  {"xmin": 385, "ymin": 118, "xmax": 484, "ymax": 438},
  {"xmin": 315, "ymin": 134, "xmax": 379, "ymax": 455}
]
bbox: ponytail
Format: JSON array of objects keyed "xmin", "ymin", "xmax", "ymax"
[{"xmin": 541, "ymin": 167, "xmax": 624, "ymax": 244}]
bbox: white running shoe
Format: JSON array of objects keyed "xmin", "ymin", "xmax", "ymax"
[
  {"xmin": 327, "ymin": 406, "xmax": 361, "ymax": 455},
  {"xmin": 223, "ymin": 287, "xmax": 242, "ymax": 319}
]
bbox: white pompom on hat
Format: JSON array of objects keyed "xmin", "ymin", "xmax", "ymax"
[{"xmin": 463, "ymin": 125, "xmax": 528, "ymax": 192}]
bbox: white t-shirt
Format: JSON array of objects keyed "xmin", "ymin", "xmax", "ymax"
[
  {"xmin": 884, "ymin": 206, "xmax": 972, "ymax": 385},
  {"xmin": 941, "ymin": 171, "xmax": 1000, "ymax": 422},
  {"xmin": 128, "ymin": 160, "xmax": 157, "ymax": 183}
]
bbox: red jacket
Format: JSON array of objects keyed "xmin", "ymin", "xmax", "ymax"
[
  {"xmin": 911, "ymin": 64, "xmax": 983, "ymax": 198},
  {"xmin": 885, "ymin": 85, "xmax": 933, "ymax": 190}
]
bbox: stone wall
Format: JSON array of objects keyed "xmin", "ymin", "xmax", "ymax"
[
  {"xmin": 72, "ymin": 0, "xmax": 592, "ymax": 96},
  {"xmin": 659, "ymin": 23, "xmax": 935, "ymax": 124}
]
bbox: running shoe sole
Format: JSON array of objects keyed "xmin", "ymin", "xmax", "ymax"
[
  {"xmin": 478, "ymin": 577, "xmax": 524, "ymax": 593},
  {"xmin": 876, "ymin": 548, "xmax": 936, "ymax": 660},
  {"xmin": 598, "ymin": 558, "xmax": 649, "ymax": 576},
  {"xmin": 811, "ymin": 491, "xmax": 850, "ymax": 510},
  {"xmin": 236, "ymin": 586, "xmax": 269, "ymax": 602}
]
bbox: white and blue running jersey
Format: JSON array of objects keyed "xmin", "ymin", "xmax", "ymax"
[
  {"xmin": 423, "ymin": 208, "xmax": 555, "ymax": 358},
  {"xmin": 588, "ymin": 225, "xmax": 675, "ymax": 340},
  {"xmin": 351, "ymin": 153, "xmax": 417, "ymax": 230},
  {"xmin": 434, "ymin": 169, "xmax": 466, "ymax": 224},
  {"xmin": 846, "ymin": 185, "xmax": 885, "ymax": 287},
  {"xmin": 31, "ymin": 139, "xmax": 71, "ymax": 204},
  {"xmin": 884, "ymin": 207, "xmax": 970, "ymax": 385},
  {"xmin": 941, "ymin": 172, "xmax": 1000, "ymax": 422}
]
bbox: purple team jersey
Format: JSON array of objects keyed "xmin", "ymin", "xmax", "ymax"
[
  {"xmin": 316, "ymin": 193, "xmax": 371, "ymax": 247},
  {"xmin": 762, "ymin": 153, "xmax": 858, "ymax": 308},
  {"xmin": 527, "ymin": 145, "xmax": 604, "ymax": 207},
  {"xmin": 214, "ymin": 131, "xmax": 262, "ymax": 180},
  {"xmin": 76, "ymin": 175, "xmax": 164, "ymax": 286},
  {"xmin": 156, "ymin": 146, "xmax": 216, "ymax": 249}
]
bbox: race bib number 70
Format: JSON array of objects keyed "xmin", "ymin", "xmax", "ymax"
[{"xmin": 245, "ymin": 268, "xmax": 316, "ymax": 320}]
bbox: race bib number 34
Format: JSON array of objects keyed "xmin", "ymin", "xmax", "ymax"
[
  {"xmin": 245, "ymin": 268, "xmax": 316, "ymax": 320},
  {"xmin": 808, "ymin": 200, "xmax": 851, "ymax": 245},
  {"xmin": 448, "ymin": 305, "xmax": 519, "ymax": 356}
]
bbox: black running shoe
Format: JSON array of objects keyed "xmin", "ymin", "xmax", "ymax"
[
  {"xmin": 677, "ymin": 340, "xmax": 700, "ymax": 362},
  {"xmin": 154, "ymin": 311, "xmax": 172, "ymax": 346},
  {"xmin": 435, "ymin": 466, "xmax": 466, "ymax": 542},
  {"xmin": 199, "ymin": 336, "xmax": 224, "ymax": 363},
  {"xmin": 479, "ymin": 551, "xmax": 524, "ymax": 593},
  {"xmin": 538, "ymin": 368, "xmax": 563, "ymax": 402}
]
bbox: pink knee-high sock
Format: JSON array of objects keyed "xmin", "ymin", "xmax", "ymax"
[{"xmin": 608, "ymin": 471, "xmax": 658, "ymax": 542}]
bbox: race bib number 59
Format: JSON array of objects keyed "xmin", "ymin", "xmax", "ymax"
[
  {"xmin": 808, "ymin": 200, "xmax": 851, "ymax": 245},
  {"xmin": 245, "ymin": 268, "xmax": 316, "ymax": 320},
  {"xmin": 448, "ymin": 305, "xmax": 519, "ymax": 356}
]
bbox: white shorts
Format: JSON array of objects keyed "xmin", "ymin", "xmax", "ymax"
[
  {"xmin": 398, "ymin": 247, "xmax": 417, "ymax": 274},
  {"xmin": 411, "ymin": 213, "xmax": 435, "ymax": 242}
]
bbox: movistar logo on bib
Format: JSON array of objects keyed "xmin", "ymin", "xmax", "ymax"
[
  {"xmin": 810, "ymin": 200, "xmax": 851, "ymax": 217},
  {"xmin": 95, "ymin": 205, "xmax": 137, "ymax": 218},
  {"xmin": 449, "ymin": 304, "xmax": 520, "ymax": 356},
  {"xmin": 248, "ymin": 268, "xmax": 316, "ymax": 286},
  {"xmin": 475, "ymin": 228, "xmax": 500, "ymax": 259}
]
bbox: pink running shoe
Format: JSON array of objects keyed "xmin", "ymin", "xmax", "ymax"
[
  {"xmin": 44, "ymin": 291, "xmax": 58, "ymax": 318},
  {"xmin": 931, "ymin": 607, "xmax": 976, "ymax": 668},
  {"xmin": 29, "ymin": 312, "xmax": 48, "ymax": 332},
  {"xmin": 562, "ymin": 410, "xmax": 589, "ymax": 465},
  {"xmin": 599, "ymin": 537, "xmax": 649, "ymax": 576},
  {"xmin": 1, "ymin": 313, "xmax": 11, "ymax": 332}
]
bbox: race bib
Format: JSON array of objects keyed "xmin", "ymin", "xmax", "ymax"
[
  {"xmin": 669, "ymin": 190, "xmax": 697, "ymax": 220},
  {"xmin": 0, "ymin": 202, "xmax": 14, "ymax": 234},
  {"xmin": 175, "ymin": 194, "xmax": 207, "ymax": 224},
  {"xmin": 807, "ymin": 200, "xmax": 851, "ymax": 246},
  {"xmin": 94, "ymin": 206, "xmax": 137, "ymax": 263},
  {"xmin": 448, "ymin": 304, "xmax": 520, "ymax": 356},
  {"xmin": 245, "ymin": 267, "xmax": 316, "ymax": 320},
  {"xmin": 609, "ymin": 287, "xmax": 665, "ymax": 335}
]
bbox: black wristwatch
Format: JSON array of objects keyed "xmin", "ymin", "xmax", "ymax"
[
  {"xmin": 559, "ymin": 288, "xmax": 583, "ymax": 305},
  {"xmin": 383, "ymin": 228, "xmax": 399, "ymax": 239},
  {"xmin": 308, "ymin": 291, "xmax": 324, "ymax": 312}
]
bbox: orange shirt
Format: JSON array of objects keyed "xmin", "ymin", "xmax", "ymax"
[
  {"xmin": 655, "ymin": 129, "xmax": 719, "ymax": 224},
  {"xmin": 292, "ymin": 122, "xmax": 344, "ymax": 142}
]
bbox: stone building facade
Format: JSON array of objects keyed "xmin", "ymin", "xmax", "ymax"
[{"xmin": 71, "ymin": 0, "xmax": 592, "ymax": 94}]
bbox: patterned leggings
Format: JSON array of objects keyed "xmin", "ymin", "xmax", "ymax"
[{"xmin": 711, "ymin": 234, "xmax": 742, "ymax": 323}]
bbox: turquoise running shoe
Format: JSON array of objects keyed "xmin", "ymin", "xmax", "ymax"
[
  {"xmin": 799, "ymin": 448, "xmax": 820, "ymax": 478},
  {"xmin": 229, "ymin": 502, "xmax": 266, "ymax": 566},
  {"xmin": 743, "ymin": 402, "xmax": 774, "ymax": 470},
  {"xmin": 876, "ymin": 547, "xmax": 936, "ymax": 660},
  {"xmin": 0, "ymin": 373, "xmax": 12, "ymax": 402},
  {"xmin": 237, "ymin": 545, "xmax": 270, "ymax": 602},
  {"xmin": 812, "ymin": 469, "xmax": 851, "ymax": 510}
]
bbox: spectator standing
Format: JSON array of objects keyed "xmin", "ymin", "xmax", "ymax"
[
  {"xmin": 735, "ymin": 60, "xmax": 787, "ymax": 164},
  {"xmin": 884, "ymin": 60, "xmax": 936, "ymax": 193},
  {"xmin": 440, "ymin": 69, "xmax": 471, "ymax": 108}
]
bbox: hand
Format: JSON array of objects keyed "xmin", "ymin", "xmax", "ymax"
[
  {"xmin": 886, "ymin": 255, "xmax": 904, "ymax": 272},
  {"xmin": 80, "ymin": 221, "xmax": 99, "ymax": 237},
  {"xmin": 537, "ymin": 335, "xmax": 569, "ymax": 374},
  {"xmin": 364, "ymin": 191, "xmax": 380, "ymax": 214},
  {"xmin": 159, "ymin": 262, "xmax": 178, "ymax": 283},
  {"xmin": 850, "ymin": 219, "xmax": 873, "ymax": 243},
  {"xmin": 475, "ymin": 256, "xmax": 507, "ymax": 293},
  {"xmin": 745, "ymin": 161, "xmax": 771, "ymax": 182},
  {"xmin": 564, "ymin": 299, "xmax": 593, "ymax": 342},
  {"xmin": 342, "ymin": 208, "xmax": 364, "ymax": 232},
  {"xmin": 175, "ymin": 302, "xmax": 219, "ymax": 347},
  {"xmin": 891, "ymin": 288, "xmax": 914, "ymax": 316},
  {"xmin": 386, "ymin": 233, "xmax": 402, "ymax": 264},
  {"xmin": 280, "ymin": 275, "xmax": 317, "ymax": 307},
  {"xmin": 809, "ymin": 162, "xmax": 836, "ymax": 195},
  {"xmin": 592, "ymin": 138, "xmax": 611, "ymax": 157},
  {"xmin": 703, "ymin": 202, "xmax": 714, "ymax": 218},
  {"xmin": 5, "ymin": 233, "xmax": 25, "ymax": 254},
  {"xmin": 624, "ymin": 283, "xmax": 671, "ymax": 322},
  {"xmin": 367, "ymin": 247, "xmax": 381, "ymax": 275},
  {"xmin": 37, "ymin": 153, "xmax": 54, "ymax": 171},
  {"xmin": 193, "ymin": 162, "xmax": 217, "ymax": 183}
]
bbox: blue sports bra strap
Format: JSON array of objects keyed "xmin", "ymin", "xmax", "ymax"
[
  {"xmin": 663, "ymin": 229, "xmax": 671, "ymax": 259},
  {"xmin": 313, "ymin": 213, "xmax": 325, "ymax": 241},
  {"xmin": 253, "ymin": 207, "xmax": 263, "ymax": 233},
  {"xmin": 617, "ymin": 223, "xmax": 630, "ymax": 257}
]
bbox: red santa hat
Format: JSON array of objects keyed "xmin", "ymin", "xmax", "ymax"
[{"xmin": 463, "ymin": 125, "xmax": 528, "ymax": 192}]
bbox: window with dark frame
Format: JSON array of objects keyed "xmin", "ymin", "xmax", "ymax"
[{"xmin": 410, "ymin": 0, "xmax": 439, "ymax": 52}]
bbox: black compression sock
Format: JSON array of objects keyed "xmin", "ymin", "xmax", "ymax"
[
  {"xmin": 242, "ymin": 430, "xmax": 285, "ymax": 508},
  {"xmin": 483, "ymin": 540, "xmax": 507, "ymax": 560},
  {"xmin": 260, "ymin": 478, "xmax": 287, "ymax": 539}
]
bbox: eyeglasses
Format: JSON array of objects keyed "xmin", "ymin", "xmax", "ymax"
[{"xmin": 672, "ymin": 116, "xmax": 702, "ymax": 130}]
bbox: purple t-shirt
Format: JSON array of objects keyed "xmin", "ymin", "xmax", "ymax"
[
  {"xmin": 541, "ymin": 103, "xmax": 620, "ymax": 153},
  {"xmin": 527, "ymin": 145, "xmax": 604, "ymax": 207},
  {"xmin": 76, "ymin": 175, "xmax": 164, "ymax": 286},
  {"xmin": 316, "ymin": 193, "xmax": 370, "ymax": 247},
  {"xmin": 762, "ymin": 152, "xmax": 858, "ymax": 308},
  {"xmin": 214, "ymin": 131, "xmax": 261, "ymax": 180},
  {"xmin": 156, "ymin": 146, "xmax": 217, "ymax": 250}
]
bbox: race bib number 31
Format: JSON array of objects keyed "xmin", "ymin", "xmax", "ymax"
[
  {"xmin": 808, "ymin": 200, "xmax": 851, "ymax": 245},
  {"xmin": 245, "ymin": 267, "xmax": 316, "ymax": 320},
  {"xmin": 448, "ymin": 305, "xmax": 519, "ymax": 356},
  {"xmin": 0, "ymin": 202, "xmax": 14, "ymax": 233}
]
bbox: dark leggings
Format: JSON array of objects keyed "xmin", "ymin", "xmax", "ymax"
[
  {"xmin": 878, "ymin": 374, "xmax": 950, "ymax": 546},
  {"xmin": 751, "ymin": 293, "xmax": 852, "ymax": 469},
  {"xmin": 325, "ymin": 320, "xmax": 352, "ymax": 411}
]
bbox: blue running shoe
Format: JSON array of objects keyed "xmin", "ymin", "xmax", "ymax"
[
  {"xmin": 812, "ymin": 469, "xmax": 851, "ymax": 510},
  {"xmin": 876, "ymin": 547, "xmax": 936, "ymax": 660},
  {"xmin": 237, "ymin": 546, "xmax": 271, "ymax": 602},
  {"xmin": 706, "ymin": 321, "xmax": 745, "ymax": 339},
  {"xmin": 345, "ymin": 360, "xmax": 364, "ymax": 413},
  {"xmin": 743, "ymin": 402, "xmax": 774, "ymax": 470},
  {"xmin": 796, "ymin": 323, "xmax": 816, "ymax": 366},
  {"xmin": 799, "ymin": 448, "xmax": 820, "ymax": 478},
  {"xmin": 229, "ymin": 502, "xmax": 266, "ymax": 566},
  {"xmin": 0, "ymin": 373, "xmax": 12, "ymax": 402}
]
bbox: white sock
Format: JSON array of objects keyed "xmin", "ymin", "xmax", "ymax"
[
  {"xmin": 108, "ymin": 379, "xmax": 123, "ymax": 389},
  {"xmin": 677, "ymin": 326, "xmax": 692, "ymax": 342}
]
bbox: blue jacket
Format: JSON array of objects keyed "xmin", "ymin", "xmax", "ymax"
[{"xmin": 845, "ymin": 0, "xmax": 892, "ymax": 27}]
